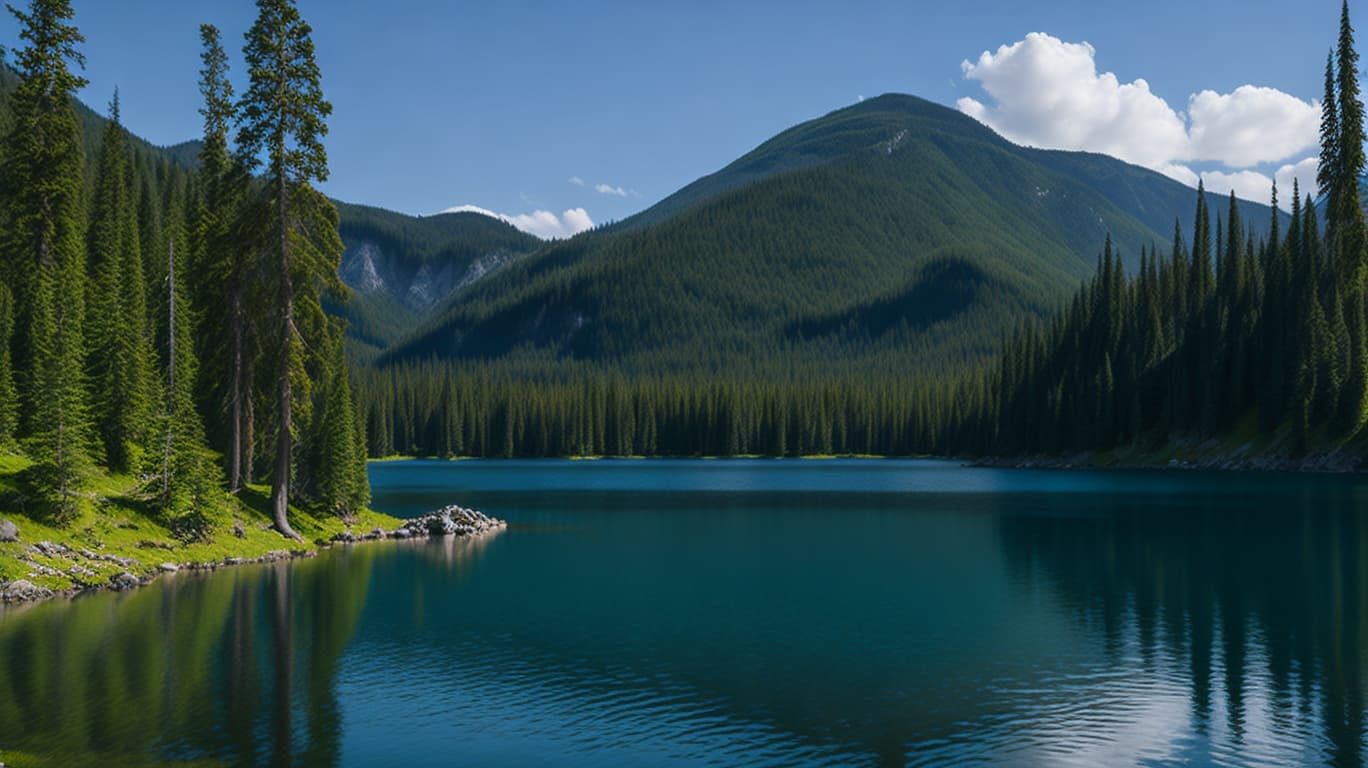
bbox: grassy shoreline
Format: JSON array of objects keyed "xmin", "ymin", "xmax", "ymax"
[{"xmin": 0, "ymin": 452, "xmax": 401, "ymax": 602}]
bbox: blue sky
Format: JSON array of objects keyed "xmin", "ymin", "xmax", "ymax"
[{"xmin": 0, "ymin": 1, "xmax": 1351, "ymax": 235}]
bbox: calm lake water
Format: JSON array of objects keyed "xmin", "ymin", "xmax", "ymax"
[{"xmin": 4, "ymin": 459, "xmax": 1368, "ymax": 766}]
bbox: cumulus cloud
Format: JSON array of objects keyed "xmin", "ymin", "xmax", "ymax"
[
  {"xmin": 1199, "ymin": 170, "xmax": 1278, "ymax": 204},
  {"xmin": 958, "ymin": 34, "xmax": 1189, "ymax": 169},
  {"xmin": 568, "ymin": 176, "xmax": 585, "ymax": 186},
  {"xmin": 1275, "ymin": 156, "xmax": 1319, "ymax": 203},
  {"xmin": 1188, "ymin": 87, "xmax": 1321, "ymax": 168},
  {"xmin": 957, "ymin": 32, "xmax": 1320, "ymax": 208},
  {"xmin": 595, "ymin": 183, "xmax": 628, "ymax": 197},
  {"xmin": 443, "ymin": 204, "xmax": 594, "ymax": 240},
  {"xmin": 1199, "ymin": 157, "xmax": 1319, "ymax": 210}
]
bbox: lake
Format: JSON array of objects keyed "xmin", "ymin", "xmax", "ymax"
[{"xmin": 3, "ymin": 458, "xmax": 1368, "ymax": 766}]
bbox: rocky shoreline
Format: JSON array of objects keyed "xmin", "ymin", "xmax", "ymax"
[{"xmin": 0, "ymin": 504, "xmax": 507, "ymax": 605}]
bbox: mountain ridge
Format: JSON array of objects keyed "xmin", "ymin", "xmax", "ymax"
[{"xmin": 377, "ymin": 93, "xmax": 1284, "ymax": 378}]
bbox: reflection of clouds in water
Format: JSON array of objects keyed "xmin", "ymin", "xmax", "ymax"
[
  {"xmin": 988, "ymin": 496, "xmax": 1368, "ymax": 767},
  {"xmin": 906, "ymin": 606, "xmax": 1326, "ymax": 766}
]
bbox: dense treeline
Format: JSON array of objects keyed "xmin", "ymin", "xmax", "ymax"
[
  {"xmin": 958, "ymin": 2, "xmax": 1368, "ymax": 458},
  {"xmin": 359, "ymin": 2, "xmax": 1368, "ymax": 462},
  {"xmin": 356, "ymin": 365, "xmax": 954, "ymax": 458},
  {"xmin": 0, "ymin": 0, "xmax": 368, "ymax": 537}
]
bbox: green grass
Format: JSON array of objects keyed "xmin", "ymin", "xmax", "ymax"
[{"xmin": 0, "ymin": 450, "xmax": 400, "ymax": 594}]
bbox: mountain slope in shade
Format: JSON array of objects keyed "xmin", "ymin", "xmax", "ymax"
[
  {"xmin": 381, "ymin": 94, "xmax": 1282, "ymax": 377},
  {"xmin": 331, "ymin": 203, "xmax": 541, "ymax": 356}
]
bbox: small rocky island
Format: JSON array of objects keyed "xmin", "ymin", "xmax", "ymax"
[
  {"xmin": 0, "ymin": 505, "xmax": 506, "ymax": 604},
  {"xmin": 330, "ymin": 504, "xmax": 507, "ymax": 542}
]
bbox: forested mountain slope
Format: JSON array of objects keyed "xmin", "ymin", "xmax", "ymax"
[
  {"xmin": 2, "ymin": 68, "xmax": 541, "ymax": 360},
  {"xmin": 331, "ymin": 203, "xmax": 541, "ymax": 357},
  {"xmin": 382, "ymin": 94, "xmax": 1281, "ymax": 378}
]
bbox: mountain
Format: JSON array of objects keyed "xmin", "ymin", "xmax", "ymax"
[
  {"xmin": 380, "ymin": 94, "xmax": 1281, "ymax": 377},
  {"xmin": 0, "ymin": 68, "xmax": 539, "ymax": 359},
  {"xmin": 331, "ymin": 203, "xmax": 541, "ymax": 357}
]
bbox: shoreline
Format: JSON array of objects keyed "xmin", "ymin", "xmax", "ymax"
[
  {"xmin": 966, "ymin": 448, "xmax": 1364, "ymax": 474},
  {"xmin": 0, "ymin": 504, "xmax": 506, "ymax": 607},
  {"xmin": 373, "ymin": 451, "xmax": 1366, "ymax": 473}
]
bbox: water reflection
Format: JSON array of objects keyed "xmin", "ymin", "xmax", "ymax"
[
  {"xmin": 9, "ymin": 462, "xmax": 1368, "ymax": 767},
  {"xmin": 990, "ymin": 483, "xmax": 1368, "ymax": 767},
  {"xmin": 0, "ymin": 543, "xmax": 414, "ymax": 767}
]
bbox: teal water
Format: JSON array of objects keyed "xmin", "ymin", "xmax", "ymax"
[{"xmin": 3, "ymin": 459, "xmax": 1368, "ymax": 766}]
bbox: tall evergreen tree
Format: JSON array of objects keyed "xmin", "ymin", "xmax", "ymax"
[
  {"xmin": 0, "ymin": 284, "xmax": 15, "ymax": 447},
  {"xmin": 309, "ymin": 326, "xmax": 369, "ymax": 518},
  {"xmin": 86, "ymin": 91, "xmax": 156, "ymax": 472},
  {"xmin": 236, "ymin": 0, "xmax": 344, "ymax": 539},
  {"xmin": 154, "ymin": 194, "xmax": 220, "ymax": 539},
  {"xmin": 1335, "ymin": 0, "xmax": 1368, "ymax": 280},
  {"xmin": 193, "ymin": 23, "xmax": 255, "ymax": 493},
  {"xmin": 1, "ymin": 0, "xmax": 92, "ymax": 520},
  {"xmin": 1321, "ymin": 50, "xmax": 1342, "ymax": 253}
]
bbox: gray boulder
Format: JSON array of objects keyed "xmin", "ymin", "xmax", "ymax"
[
  {"xmin": 109, "ymin": 572, "xmax": 141, "ymax": 591},
  {"xmin": 0, "ymin": 519, "xmax": 18, "ymax": 542},
  {"xmin": 2, "ymin": 579, "xmax": 53, "ymax": 602}
]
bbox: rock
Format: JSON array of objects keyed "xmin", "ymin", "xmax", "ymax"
[
  {"xmin": 0, "ymin": 519, "xmax": 18, "ymax": 542},
  {"xmin": 109, "ymin": 572, "xmax": 140, "ymax": 591},
  {"xmin": 33, "ymin": 540, "xmax": 70, "ymax": 557},
  {"xmin": 398, "ymin": 504, "xmax": 507, "ymax": 539},
  {"xmin": 159, "ymin": 562, "xmax": 179, "ymax": 573},
  {"xmin": 1, "ymin": 579, "xmax": 53, "ymax": 602},
  {"xmin": 392, "ymin": 528, "xmax": 412, "ymax": 539}
]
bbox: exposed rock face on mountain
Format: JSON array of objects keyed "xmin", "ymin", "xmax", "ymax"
[
  {"xmin": 330, "ymin": 204, "xmax": 542, "ymax": 353},
  {"xmin": 379, "ymin": 94, "xmax": 1284, "ymax": 376}
]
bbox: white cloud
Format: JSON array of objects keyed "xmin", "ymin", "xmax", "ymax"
[
  {"xmin": 958, "ymin": 32, "xmax": 1320, "ymax": 209},
  {"xmin": 1195, "ymin": 158, "xmax": 1319, "ymax": 212},
  {"xmin": 595, "ymin": 183, "xmax": 628, "ymax": 197},
  {"xmin": 1199, "ymin": 170, "xmax": 1275, "ymax": 205},
  {"xmin": 1188, "ymin": 86, "xmax": 1320, "ymax": 168},
  {"xmin": 1274, "ymin": 156, "xmax": 1319, "ymax": 204},
  {"xmin": 1175, "ymin": 159, "xmax": 1317, "ymax": 213},
  {"xmin": 958, "ymin": 33, "xmax": 1189, "ymax": 170},
  {"xmin": 568, "ymin": 176, "xmax": 585, "ymax": 186},
  {"xmin": 443, "ymin": 204, "xmax": 595, "ymax": 240},
  {"xmin": 1155, "ymin": 163, "xmax": 1199, "ymax": 187}
]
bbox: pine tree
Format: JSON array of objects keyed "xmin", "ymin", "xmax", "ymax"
[
  {"xmin": 237, "ymin": 0, "xmax": 345, "ymax": 538},
  {"xmin": 86, "ymin": 91, "xmax": 156, "ymax": 472},
  {"xmin": 192, "ymin": 23, "xmax": 256, "ymax": 493},
  {"xmin": 1, "ymin": 0, "xmax": 92, "ymax": 521},
  {"xmin": 155, "ymin": 195, "xmax": 220, "ymax": 539},
  {"xmin": 1321, "ymin": 50, "xmax": 1342, "ymax": 253},
  {"xmin": 1324, "ymin": 0, "xmax": 1368, "ymax": 435},
  {"xmin": 310, "ymin": 327, "xmax": 368, "ymax": 518},
  {"xmin": 1336, "ymin": 0, "xmax": 1368, "ymax": 281},
  {"xmin": 0, "ymin": 284, "xmax": 15, "ymax": 447}
]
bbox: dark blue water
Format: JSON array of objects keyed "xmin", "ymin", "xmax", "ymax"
[{"xmin": 4, "ymin": 459, "xmax": 1368, "ymax": 766}]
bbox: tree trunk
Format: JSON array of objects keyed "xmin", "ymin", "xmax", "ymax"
[
  {"xmin": 229, "ymin": 290, "xmax": 243, "ymax": 493},
  {"xmin": 271, "ymin": 174, "xmax": 300, "ymax": 541},
  {"xmin": 162, "ymin": 239, "xmax": 175, "ymax": 502},
  {"xmin": 243, "ymin": 365, "xmax": 255, "ymax": 485}
]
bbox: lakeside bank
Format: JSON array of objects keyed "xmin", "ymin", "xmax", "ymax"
[{"xmin": 0, "ymin": 450, "xmax": 505, "ymax": 606}]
